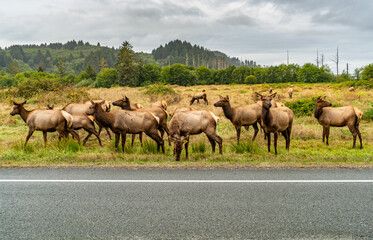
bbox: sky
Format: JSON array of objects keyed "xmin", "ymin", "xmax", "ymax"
[{"xmin": 1, "ymin": 0, "xmax": 372, "ymax": 73}]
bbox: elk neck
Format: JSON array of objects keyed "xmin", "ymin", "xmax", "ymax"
[
  {"xmin": 19, "ymin": 106, "xmax": 31, "ymax": 123},
  {"xmin": 314, "ymin": 105, "xmax": 323, "ymax": 119},
  {"xmin": 261, "ymin": 106, "xmax": 272, "ymax": 126},
  {"xmin": 222, "ymin": 103, "xmax": 234, "ymax": 121}
]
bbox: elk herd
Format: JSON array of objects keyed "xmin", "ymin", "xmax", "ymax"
[{"xmin": 10, "ymin": 87, "xmax": 364, "ymax": 160}]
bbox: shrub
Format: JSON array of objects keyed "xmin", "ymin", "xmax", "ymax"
[
  {"xmin": 144, "ymin": 83, "xmax": 176, "ymax": 95},
  {"xmin": 285, "ymin": 98, "xmax": 316, "ymax": 117},
  {"xmin": 362, "ymin": 108, "xmax": 373, "ymax": 121},
  {"xmin": 244, "ymin": 75, "xmax": 257, "ymax": 84}
]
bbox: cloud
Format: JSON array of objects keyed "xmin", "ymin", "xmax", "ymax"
[{"xmin": 0, "ymin": 0, "xmax": 372, "ymax": 71}]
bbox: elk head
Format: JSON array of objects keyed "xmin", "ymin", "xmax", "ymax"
[
  {"xmin": 10, "ymin": 101, "xmax": 27, "ymax": 116},
  {"xmin": 255, "ymin": 92, "xmax": 277, "ymax": 109},
  {"xmin": 213, "ymin": 95, "xmax": 230, "ymax": 107}
]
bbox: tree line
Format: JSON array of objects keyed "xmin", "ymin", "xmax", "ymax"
[{"xmin": 1, "ymin": 41, "xmax": 373, "ymax": 89}]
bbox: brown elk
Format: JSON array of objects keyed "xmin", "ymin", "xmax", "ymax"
[
  {"xmin": 84, "ymin": 100, "xmax": 111, "ymax": 111},
  {"xmin": 288, "ymin": 86, "xmax": 294, "ymax": 99},
  {"xmin": 348, "ymin": 87, "xmax": 355, "ymax": 92},
  {"xmin": 63, "ymin": 102, "xmax": 112, "ymax": 140},
  {"xmin": 152, "ymin": 100, "xmax": 167, "ymax": 110},
  {"xmin": 10, "ymin": 101, "xmax": 80, "ymax": 146},
  {"xmin": 190, "ymin": 89, "xmax": 208, "ymax": 105},
  {"xmin": 110, "ymin": 96, "xmax": 144, "ymax": 147},
  {"xmin": 170, "ymin": 107, "xmax": 195, "ymax": 117},
  {"xmin": 314, "ymin": 96, "xmax": 363, "ymax": 149},
  {"xmin": 47, "ymin": 105, "xmax": 102, "ymax": 146},
  {"xmin": 86, "ymin": 101, "xmax": 164, "ymax": 153},
  {"xmin": 112, "ymin": 96, "xmax": 171, "ymax": 146},
  {"xmin": 214, "ymin": 95, "xmax": 261, "ymax": 143},
  {"xmin": 170, "ymin": 110, "xmax": 222, "ymax": 161},
  {"xmin": 255, "ymin": 92, "xmax": 294, "ymax": 154}
]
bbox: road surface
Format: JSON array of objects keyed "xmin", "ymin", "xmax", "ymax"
[{"xmin": 1, "ymin": 168, "xmax": 372, "ymax": 239}]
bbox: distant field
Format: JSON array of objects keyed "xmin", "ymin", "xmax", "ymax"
[{"xmin": 1, "ymin": 83, "xmax": 372, "ymax": 168}]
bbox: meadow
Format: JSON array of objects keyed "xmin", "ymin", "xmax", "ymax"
[{"xmin": 1, "ymin": 83, "xmax": 372, "ymax": 168}]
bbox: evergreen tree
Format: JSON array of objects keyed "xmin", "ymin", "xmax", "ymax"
[
  {"xmin": 8, "ymin": 61, "xmax": 20, "ymax": 75},
  {"xmin": 85, "ymin": 65, "xmax": 97, "ymax": 80},
  {"xmin": 37, "ymin": 65, "xmax": 44, "ymax": 72},
  {"xmin": 57, "ymin": 58, "xmax": 66, "ymax": 77},
  {"xmin": 115, "ymin": 41, "xmax": 142, "ymax": 86}
]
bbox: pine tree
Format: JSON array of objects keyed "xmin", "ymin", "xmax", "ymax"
[{"xmin": 115, "ymin": 41, "xmax": 142, "ymax": 86}]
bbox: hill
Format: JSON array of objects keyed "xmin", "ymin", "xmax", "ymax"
[{"xmin": 0, "ymin": 39, "xmax": 259, "ymax": 75}]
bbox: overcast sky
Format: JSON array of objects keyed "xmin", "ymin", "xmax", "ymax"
[{"xmin": 1, "ymin": 0, "xmax": 372, "ymax": 72}]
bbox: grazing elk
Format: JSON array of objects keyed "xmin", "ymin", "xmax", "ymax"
[
  {"xmin": 214, "ymin": 95, "xmax": 261, "ymax": 143},
  {"xmin": 152, "ymin": 100, "xmax": 167, "ymax": 110},
  {"xmin": 10, "ymin": 101, "xmax": 80, "ymax": 146},
  {"xmin": 112, "ymin": 96, "xmax": 171, "ymax": 146},
  {"xmin": 63, "ymin": 102, "xmax": 112, "ymax": 140},
  {"xmin": 47, "ymin": 105, "xmax": 102, "ymax": 146},
  {"xmin": 349, "ymin": 87, "xmax": 355, "ymax": 92},
  {"xmin": 190, "ymin": 89, "xmax": 208, "ymax": 105},
  {"xmin": 256, "ymin": 93, "xmax": 294, "ymax": 154},
  {"xmin": 86, "ymin": 101, "xmax": 164, "ymax": 153},
  {"xmin": 288, "ymin": 86, "xmax": 294, "ymax": 99},
  {"xmin": 170, "ymin": 110, "xmax": 222, "ymax": 161},
  {"xmin": 314, "ymin": 96, "xmax": 363, "ymax": 149}
]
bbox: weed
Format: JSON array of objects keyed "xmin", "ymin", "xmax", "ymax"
[{"xmin": 191, "ymin": 142, "xmax": 206, "ymax": 153}]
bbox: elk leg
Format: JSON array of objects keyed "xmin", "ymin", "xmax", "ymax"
[
  {"xmin": 206, "ymin": 130, "xmax": 223, "ymax": 154},
  {"xmin": 121, "ymin": 132, "xmax": 127, "ymax": 153},
  {"xmin": 114, "ymin": 133, "xmax": 120, "ymax": 152},
  {"xmin": 207, "ymin": 136, "xmax": 216, "ymax": 153},
  {"xmin": 146, "ymin": 130, "xmax": 165, "ymax": 154},
  {"xmin": 356, "ymin": 127, "xmax": 363, "ymax": 149},
  {"xmin": 267, "ymin": 132, "xmax": 271, "ymax": 153},
  {"xmin": 105, "ymin": 127, "xmax": 112, "ymax": 140},
  {"xmin": 205, "ymin": 98, "xmax": 208, "ymax": 105},
  {"xmin": 69, "ymin": 129, "xmax": 81, "ymax": 144},
  {"xmin": 325, "ymin": 127, "xmax": 330, "ymax": 146},
  {"xmin": 348, "ymin": 124, "xmax": 357, "ymax": 148},
  {"xmin": 322, "ymin": 126, "xmax": 326, "ymax": 143},
  {"xmin": 235, "ymin": 126, "xmax": 241, "ymax": 144},
  {"xmin": 274, "ymin": 132, "xmax": 278, "ymax": 155},
  {"xmin": 83, "ymin": 132, "xmax": 92, "ymax": 146},
  {"xmin": 42, "ymin": 132, "xmax": 48, "ymax": 146},
  {"xmin": 25, "ymin": 128, "xmax": 35, "ymax": 146},
  {"xmin": 139, "ymin": 133, "xmax": 143, "ymax": 147},
  {"xmin": 185, "ymin": 137, "xmax": 190, "ymax": 158},
  {"xmin": 252, "ymin": 122, "xmax": 259, "ymax": 142},
  {"xmin": 131, "ymin": 134, "xmax": 136, "ymax": 147},
  {"xmin": 91, "ymin": 129, "xmax": 102, "ymax": 147}
]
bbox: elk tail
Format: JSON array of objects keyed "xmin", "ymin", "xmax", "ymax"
[
  {"xmin": 61, "ymin": 110, "xmax": 73, "ymax": 128},
  {"xmin": 353, "ymin": 107, "xmax": 363, "ymax": 127},
  {"xmin": 209, "ymin": 111, "xmax": 220, "ymax": 124}
]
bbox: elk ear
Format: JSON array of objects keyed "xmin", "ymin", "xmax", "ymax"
[
  {"xmin": 100, "ymin": 100, "xmax": 105, "ymax": 105},
  {"xmin": 219, "ymin": 95, "xmax": 224, "ymax": 99},
  {"xmin": 125, "ymin": 96, "xmax": 129, "ymax": 101},
  {"xmin": 255, "ymin": 92, "xmax": 263, "ymax": 99},
  {"xmin": 90, "ymin": 100, "xmax": 95, "ymax": 105},
  {"xmin": 270, "ymin": 92, "xmax": 277, "ymax": 98},
  {"xmin": 21, "ymin": 101, "xmax": 27, "ymax": 105},
  {"xmin": 13, "ymin": 101, "xmax": 18, "ymax": 105},
  {"xmin": 226, "ymin": 95, "xmax": 229, "ymax": 100},
  {"xmin": 323, "ymin": 96, "xmax": 327, "ymax": 99},
  {"xmin": 121, "ymin": 96, "xmax": 124, "ymax": 100}
]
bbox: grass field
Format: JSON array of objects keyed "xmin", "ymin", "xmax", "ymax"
[{"xmin": 1, "ymin": 83, "xmax": 372, "ymax": 168}]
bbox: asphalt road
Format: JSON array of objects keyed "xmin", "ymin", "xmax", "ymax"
[{"xmin": 1, "ymin": 168, "xmax": 372, "ymax": 239}]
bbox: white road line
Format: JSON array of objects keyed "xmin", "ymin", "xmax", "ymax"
[{"xmin": 0, "ymin": 180, "xmax": 372, "ymax": 183}]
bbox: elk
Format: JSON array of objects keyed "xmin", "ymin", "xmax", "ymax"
[
  {"xmin": 288, "ymin": 86, "xmax": 294, "ymax": 99},
  {"xmin": 63, "ymin": 102, "xmax": 112, "ymax": 140},
  {"xmin": 86, "ymin": 101, "xmax": 164, "ymax": 153},
  {"xmin": 47, "ymin": 105, "xmax": 102, "ymax": 146},
  {"xmin": 349, "ymin": 87, "xmax": 355, "ymax": 92},
  {"xmin": 170, "ymin": 107, "xmax": 195, "ymax": 117},
  {"xmin": 152, "ymin": 100, "xmax": 167, "ymax": 110},
  {"xmin": 255, "ymin": 92, "xmax": 294, "ymax": 154},
  {"xmin": 84, "ymin": 100, "xmax": 111, "ymax": 112},
  {"xmin": 112, "ymin": 96, "xmax": 170, "ymax": 146},
  {"xmin": 10, "ymin": 101, "xmax": 80, "ymax": 146},
  {"xmin": 190, "ymin": 89, "xmax": 208, "ymax": 105},
  {"xmin": 170, "ymin": 110, "xmax": 222, "ymax": 161},
  {"xmin": 214, "ymin": 95, "xmax": 261, "ymax": 143},
  {"xmin": 314, "ymin": 96, "xmax": 363, "ymax": 149}
]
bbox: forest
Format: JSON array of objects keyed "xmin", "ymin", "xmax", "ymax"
[{"xmin": 0, "ymin": 39, "xmax": 373, "ymax": 91}]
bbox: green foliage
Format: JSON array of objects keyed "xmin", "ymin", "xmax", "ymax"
[
  {"xmin": 191, "ymin": 142, "xmax": 206, "ymax": 153},
  {"xmin": 362, "ymin": 63, "xmax": 373, "ymax": 80},
  {"xmin": 95, "ymin": 68, "xmax": 118, "ymax": 88},
  {"xmin": 140, "ymin": 141, "xmax": 159, "ymax": 154},
  {"xmin": 339, "ymin": 79, "xmax": 373, "ymax": 90},
  {"xmin": 144, "ymin": 83, "xmax": 175, "ymax": 95},
  {"xmin": 230, "ymin": 141, "xmax": 257, "ymax": 154},
  {"xmin": 285, "ymin": 98, "xmax": 316, "ymax": 117},
  {"xmin": 116, "ymin": 41, "xmax": 142, "ymax": 86},
  {"xmin": 139, "ymin": 63, "xmax": 161, "ymax": 86},
  {"xmin": 196, "ymin": 66, "xmax": 212, "ymax": 85},
  {"xmin": 362, "ymin": 108, "xmax": 373, "ymax": 121},
  {"xmin": 166, "ymin": 64, "xmax": 197, "ymax": 86},
  {"xmin": 245, "ymin": 75, "xmax": 257, "ymax": 84},
  {"xmin": 297, "ymin": 64, "xmax": 335, "ymax": 83}
]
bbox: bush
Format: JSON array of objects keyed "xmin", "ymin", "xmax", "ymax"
[
  {"xmin": 285, "ymin": 98, "xmax": 316, "ymax": 117},
  {"xmin": 144, "ymin": 83, "xmax": 176, "ymax": 95},
  {"xmin": 362, "ymin": 108, "xmax": 373, "ymax": 121},
  {"xmin": 245, "ymin": 75, "xmax": 257, "ymax": 84}
]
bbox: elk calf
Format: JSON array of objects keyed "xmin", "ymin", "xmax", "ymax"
[
  {"xmin": 190, "ymin": 89, "xmax": 208, "ymax": 105},
  {"xmin": 256, "ymin": 93, "xmax": 294, "ymax": 154},
  {"xmin": 10, "ymin": 101, "xmax": 80, "ymax": 146},
  {"xmin": 214, "ymin": 95, "xmax": 261, "ymax": 143},
  {"xmin": 170, "ymin": 110, "xmax": 222, "ymax": 161},
  {"xmin": 314, "ymin": 96, "xmax": 363, "ymax": 149}
]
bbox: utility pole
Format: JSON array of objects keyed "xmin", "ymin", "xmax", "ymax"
[
  {"xmin": 331, "ymin": 46, "xmax": 339, "ymax": 75},
  {"xmin": 316, "ymin": 49, "xmax": 319, "ymax": 68},
  {"xmin": 346, "ymin": 63, "xmax": 349, "ymax": 79},
  {"xmin": 321, "ymin": 54, "xmax": 324, "ymax": 67},
  {"xmin": 287, "ymin": 50, "xmax": 289, "ymax": 65}
]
